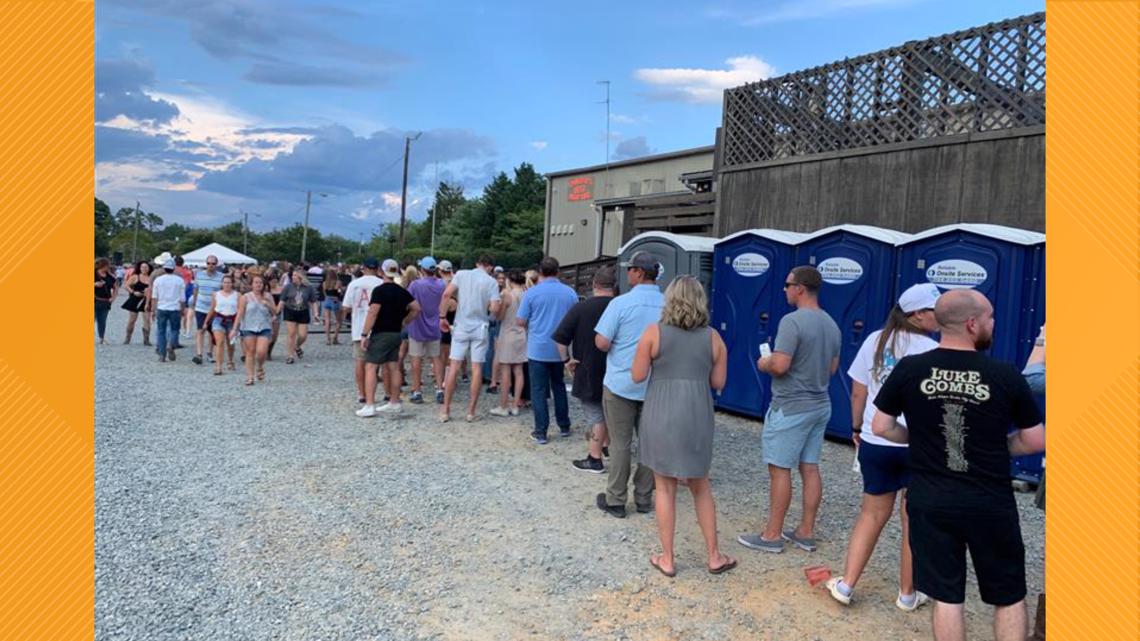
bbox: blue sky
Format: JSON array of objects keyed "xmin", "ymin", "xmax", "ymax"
[{"xmin": 95, "ymin": 0, "xmax": 1044, "ymax": 237}]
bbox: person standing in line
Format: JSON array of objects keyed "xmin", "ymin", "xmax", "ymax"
[
  {"xmin": 150, "ymin": 258, "xmax": 186, "ymax": 362},
  {"xmin": 871, "ymin": 289, "xmax": 1044, "ymax": 641},
  {"xmin": 1022, "ymin": 323, "xmax": 1046, "ymax": 641},
  {"xmin": 277, "ymin": 268, "xmax": 316, "ymax": 364},
  {"xmin": 191, "ymin": 255, "xmax": 224, "ymax": 365},
  {"xmin": 343, "ymin": 259, "xmax": 385, "ymax": 403},
  {"xmin": 95, "ymin": 257, "xmax": 119, "ymax": 345},
  {"xmin": 120, "ymin": 260, "xmax": 153, "ymax": 345},
  {"xmin": 632, "ymin": 276, "xmax": 736, "ymax": 577},
  {"xmin": 554, "ymin": 268, "xmax": 615, "ymax": 473},
  {"xmin": 406, "ymin": 257, "xmax": 446, "ymax": 405},
  {"xmin": 174, "ymin": 255, "xmax": 194, "ymax": 342},
  {"xmin": 825, "ymin": 283, "xmax": 941, "ymax": 610},
  {"xmin": 397, "ymin": 264, "xmax": 420, "ymax": 378},
  {"xmin": 490, "ymin": 270, "xmax": 529, "ymax": 417},
  {"xmin": 514, "ymin": 257, "xmax": 579, "ymax": 443},
  {"xmin": 485, "ymin": 265, "xmax": 507, "ymax": 395},
  {"xmin": 593, "ymin": 251, "xmax": 664, "ymax": 518},
  {"xmin": 739, "ymin": 265, "xmax": 840, "ymax": 554},
  {"xmin": 357, "ymin": 260, "xmax": 420, "ymax": 418},
  {"xmin": 320, "ymin": 270, "xmax": 345, "ymax": 345},
  {"xmin": 437, "ymin": 260, "xmax": 456, "ymax": 387},
  {"xmin": 306, "ymin": 264, "xmax": 324, "ymax": 322},
  {"xmin": 231, "ymin": 274, "xmax": 275, "ymax": 385},
  {"xmin": 206, "ymin": 274, "xmax": 240, "ymax": 374},
  {"xmin": 440, "ymin": 255, "xmax": 502, "ymax": 423}
]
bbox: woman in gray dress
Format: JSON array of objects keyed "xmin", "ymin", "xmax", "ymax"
[{"xmin": 632, "ymin": 275, "xmax": 735, "ymax": 578}]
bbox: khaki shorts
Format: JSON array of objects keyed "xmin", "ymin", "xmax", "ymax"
[
  {"xmin": 353, "ymin": 340, "xmax": 366, "ymax": 361},
  {"xmin": 408, "ymin": 338, "xmax": 441, "ymax": 358}
]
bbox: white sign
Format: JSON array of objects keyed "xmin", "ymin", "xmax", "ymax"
[
  {"xmin": 732, "ymin": 253, "xmax": 770, "ymax": 277},
  {"xmin": 926, "ymin": 259, "xmax": 988, "ymax": 289},
  {"xmin": 817, "ymin": 257, "xmax": 864, "ymax": 285}
]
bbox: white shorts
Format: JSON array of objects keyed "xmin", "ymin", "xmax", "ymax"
[
  {"xmin": 450, "ymin": 325, "xmax": 489, "ymax": 364},
  {"xmin": 408, "ymin": 338, "xmax": 441, "ymax": 358}
]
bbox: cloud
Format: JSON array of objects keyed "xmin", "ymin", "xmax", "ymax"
[
  {"xmin": 196, "ymin": 125, "xmax": 497, "ymax": 199},
  {"xmin": 96, "ymin": 59, "xmax": 180, "ymax": 124},
  {"xmin": 609, "ymin": 113, "xmax": 640, "ymax": 125},
  {"xmin": 103, "ymin": 0, "xmax": 406, "ymax": 87},
  {"xmin": 530, "ymin": 141, "xmax": 548, "ymax": 150},
  {"xmin": 634, "ymin": 55, "xmax": 776, "ymax": 103},
  {"xmin": 95, "ymin": 126, "xmax": 217, "ymax": 165},
  {"xmin": 243, "ymin": 62, "xmax": 386, "ymax": 88},
  {"xmin": 236, "ymin": 126, "xmax": 322, "ymax": 136},
  {"xmin": 708, "ymin": 0, "xmax": 916, "ymax": 26},
  {"xmin": 612, "ymin": 137, "xmax": 654, "ymax": 160}
]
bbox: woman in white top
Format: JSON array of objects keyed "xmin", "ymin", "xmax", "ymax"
[
  {"xmin": 827, "ymin": 283, "xmax": 941, "ymax": 610},
  {"xmin": 208, "ymin": 274, "xmax": 240, "ymax": 374}
]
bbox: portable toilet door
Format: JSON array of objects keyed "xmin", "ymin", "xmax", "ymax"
[
  {"xmin": 710, "ymin": 229, "xmax": 806, "ymax": 418},
  {"xmin": 896, "ymin": 223, "xmax": 1046, "ymax": 483},
  {"xmin": 616, "ymin": 231, "xmax": 718, "ymax": 294},
  {"xmin": 798, "ymin": 225, "xmax": 912, "ymax": 441}
]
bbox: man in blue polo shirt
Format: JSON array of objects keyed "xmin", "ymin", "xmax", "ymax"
[
  {"xmin": 593, "ymin": 251, "xmax": 664, "ymax": 518},
  {"xmin": 516, "ymin": 256, "xmax": 579, "ymax": 444},
  {"xmin": 191, "ymin": 255, "xmax": 223, "ymax": 365}
]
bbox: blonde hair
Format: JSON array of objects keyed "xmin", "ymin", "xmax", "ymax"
[
  {"xmin": 402, "ymin": 265, "xmax": 420, "ymax": 286},
  {"xmin": 525, "ymin": 269, "xmax": 539, "ymax": 289},
  {"xmin": 660, "ymin": 276, "xmax": 709, "ymax": 330}
]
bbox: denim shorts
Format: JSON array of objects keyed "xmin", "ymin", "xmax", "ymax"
[
  {"xmin": 211, "ymin": 316, "xmax": 235, "ymax": 333},
  {"xmin": 240, "ymin": 328, "xmax": 272, "ymax": 338},
  {"xmin": 761, "ymin": 405, "xmax": 831, "ymax": 469},
  {"xmin": 858, "ymin": 441, "xmax": 911, "ymax": 495},
  {"xmin": 580, "ymin": 399, "xmax": 605, "ymax": 426}
]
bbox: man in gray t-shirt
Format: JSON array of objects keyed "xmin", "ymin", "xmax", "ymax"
[{"xmin": 738, "ymin": 265, "xmax": 840, "ymax": 555}]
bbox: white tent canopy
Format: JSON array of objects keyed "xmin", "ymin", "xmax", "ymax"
[{"xmin": 179, "ymin": 242, "xmax": 257, "ymax": 267}]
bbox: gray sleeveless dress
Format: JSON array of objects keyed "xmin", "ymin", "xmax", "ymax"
[{"xmin": 639, "ymin": 325, "xmax": 715, "ymax": 478}]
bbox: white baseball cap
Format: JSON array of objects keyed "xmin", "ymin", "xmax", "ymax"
[
  {"xmin": 381, "ymin": 259, "xmax": 400, "ymax": 277},
  {"xmin": 898, "ymin": 283, "xmax": 941, "ymax": 313}
]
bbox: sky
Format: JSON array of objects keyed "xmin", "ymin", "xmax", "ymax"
[{"xmin": 95, "ymin": 0, "xmax": 1045, "ymax": 238}]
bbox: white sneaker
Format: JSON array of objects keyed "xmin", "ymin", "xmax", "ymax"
[
  {"xmin": 489, "ymin": 406, "xmax": 510, "ymax": 417},
  {"xmin": 896, "ymin": 591, "xmax": 929, "ymax": 611},
  {"xmin": 825, "ymin": 577, "xmax": 852, "ymax": 605},
  {"xmin": 509, "ymin": 407, "xmax": 519, "ymax": 416},
  {"xmin": 355, "ymin": 405, "xmax": 377, "ymax": 418},
  {"xmin": 378, "ymin": 402, "xmax": 403, "ymax": 414}
]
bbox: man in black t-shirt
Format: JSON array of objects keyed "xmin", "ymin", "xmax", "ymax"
[
  {"xmin": 357, "ymin": 262, "xmax": 420, "ymax": 418},
  {"xmin": 553, "ymin": 267, "xmax": 615, "ymax": 473},
  {"xmin": 873, "ymin": 289, "xmax": 1044, "ymax": 641}
]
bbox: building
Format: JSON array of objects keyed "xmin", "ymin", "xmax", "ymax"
[{"xmin": 544, "ymin": 145, "xmax": 714, "ymax": 266}]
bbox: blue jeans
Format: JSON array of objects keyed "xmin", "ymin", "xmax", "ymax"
[
  {"xmin": 482, "ymin": 321, "xmax": 500, "ymax": 381},
  {"xmin": 528, "ymin": 359, "xmax": 569, "ymax": 438},
  {"xmin": 155, "ymin": 309, "xmax": 181, "ymax": 355}
]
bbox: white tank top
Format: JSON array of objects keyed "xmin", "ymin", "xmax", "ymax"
[{"xmin": 214, "ymin": 290, "xmax": 239, "ymax": 315}]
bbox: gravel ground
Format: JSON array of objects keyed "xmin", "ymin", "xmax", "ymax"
[{"xmin": 96, "ymin": 301, "xmax": 1044, "ymax": 641}]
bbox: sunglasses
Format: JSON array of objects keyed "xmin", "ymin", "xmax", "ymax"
[
  {"xmin": 206, "ymin": 262, "xmax": 218, "ymax": 266},
  {"xmin": 783, "ymin": 281, "xmax": 801, "ymax": 290}
]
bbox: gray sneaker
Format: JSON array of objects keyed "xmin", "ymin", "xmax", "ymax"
[
  {"xmin": 737, "ymin": 533, "xmax": 784, "ymax": 553},
  {"xmin": 782, "ymin": 529, "xmax": 817, "ymax": 552}
]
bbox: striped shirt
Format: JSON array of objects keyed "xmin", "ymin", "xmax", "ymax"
[{"xmin": 193, "ymin": 270, "xmax": 224, "ymax": 313}]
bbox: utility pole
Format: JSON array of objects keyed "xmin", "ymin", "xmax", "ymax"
[
  {"xmin": 598, "ymin": 80, "xmax": 611, "ymax": 198},
  {"xmin": 398, "ymin": 131, "xmax": 422, "ymax": 252},
  {"xmin": 130, "ymin": 200, "xmax": 141, "ymax": 262},
  {"xmin": 242, "ymin": 210, "xmax": 248, "ymax": 255},
  {"xmin": 430, "ymin": 162, "xmax": 439, "ymax": 256},
  {"xmin": 301, "ymin": 190, "xmax": 312, "ymax": 263}
]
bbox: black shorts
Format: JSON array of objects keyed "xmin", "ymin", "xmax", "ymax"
[
  {"xmin": 907, "ymin": 503, "xmax": 1026, "ymax": 606},
  {"xmin": 282, "ymin": 307, "xmax": 310, "ymax": 324},
  {"xmin": 364, "ymin": 332, "xmax": 402, "ymax": 364}
]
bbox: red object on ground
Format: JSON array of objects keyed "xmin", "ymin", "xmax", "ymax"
[{"xmin": 804, "ymin": 565, "xmax": 832, "ymax": 587}]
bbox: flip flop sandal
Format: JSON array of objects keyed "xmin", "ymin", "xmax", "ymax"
[
  {"xmin": 227, "ymin": 362, "xmax": 236, "ymax": 370},
  {"xmin": 285, "ymin": 357, "xmax": 295, "ymax": 364},
  {"xmin": 708, "ymin": 557, "xmax": 738, "ymax": 575},
  {"xmin": 244, "ymin": 378, "xmax": 254, "ymax": 386},
  {"xmin": 296, "ymin": 347, "xmax": 304, "ymax": 358},
  {"xmin": 650, "ymin": 555, "xmax": 676, "ymax": 578},
  {"xmin": 213, "ymin": 369, "xmax": 223, "ymax": 376},
  {"xmin": 257, "ymin": 368, "xmax": 265, "ymax": 381}
]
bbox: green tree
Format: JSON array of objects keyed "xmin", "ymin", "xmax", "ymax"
[{"xmin": 95, "ymin": 198, "xmax": 112, "ymax": 257}]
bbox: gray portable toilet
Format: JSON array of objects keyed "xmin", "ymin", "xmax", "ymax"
[{"xmin": 617, "ymin": 231, "xmax": 717, "ymax": 295}]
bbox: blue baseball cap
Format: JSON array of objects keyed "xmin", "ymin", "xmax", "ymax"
[{"xmin": 418, "ymin": 256, "xmax": 437, "ymax": 270}]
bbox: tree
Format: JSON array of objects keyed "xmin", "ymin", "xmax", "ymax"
[{"xmin": 95, "ymin": 198, "xmax": 112, "ymax": 257}]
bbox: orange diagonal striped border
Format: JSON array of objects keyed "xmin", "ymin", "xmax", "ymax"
[
  {"xmin": 0, "ymin": 1, "xmax": 94, "ymax": 640},
  {"xmin": 1047, "ymin": 1, "xmax": 1140, "ymax": 640}
]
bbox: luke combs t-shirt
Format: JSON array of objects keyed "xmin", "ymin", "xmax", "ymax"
[
  {"xmin": 874, "ymin": 348, "xmax": 1042, "ymax": 512},
  {"xmin": 368, "ymin": 282, "xmax": 415, "ymax": 335}
]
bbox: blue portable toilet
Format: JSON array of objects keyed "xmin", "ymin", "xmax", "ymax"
[
  {"xmin": 711, "ymin": 229, "xmax": 806, "ymax": 418},
  {"xmin": 896, "ymin": 223, "xmax": 1046, "ymax": 481},
  {"xmin": 798, "ymin": 225, "xmax": 913, "ymax": 441}
]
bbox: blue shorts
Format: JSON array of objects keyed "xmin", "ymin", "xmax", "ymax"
[
  {"xmin": 240, "ymin": 329, "xmax": 271, "ymax": 338},
  {"xmin": 321, "ymin": 298, "xmax": 341, "ymax": 313},
  {"xmin": 858, "ymin": 442, "xmax": 911, "ymax": 495},
  {"xmin": 195, "ymin": 310, "xmax": 210, "ymax": 330},
  {"xmin": 761, "ymin": 405, "xmax": 831, "ymax": 469},
  {"xmin": 211, "ymin": 316, "xmax": 235, "ymax": 333}
]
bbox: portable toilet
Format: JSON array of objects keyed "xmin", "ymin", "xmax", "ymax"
[
  {"xmin": 710, "ymin": 229, "xmax": 807, "ymax": 418},
  {"xmin": 617, "ymin": 231, "xmax": 717, "ymax": 295},
  {"xmin": 798, "ymin": 224, "xmax": 913, "ymax": 441},
  {"xmin": 896, "ymin": 223, "xmax": 1046, "ymax": 481}
]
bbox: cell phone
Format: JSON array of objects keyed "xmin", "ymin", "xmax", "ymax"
[{"xmin": 759, "ymin": 342, "xmax": 772, "ymax": 358}]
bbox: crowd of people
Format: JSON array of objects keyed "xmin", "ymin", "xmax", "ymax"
[{"xmin": 96, "ymin": 249, "xmax": 1046, "ymax": 641}]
